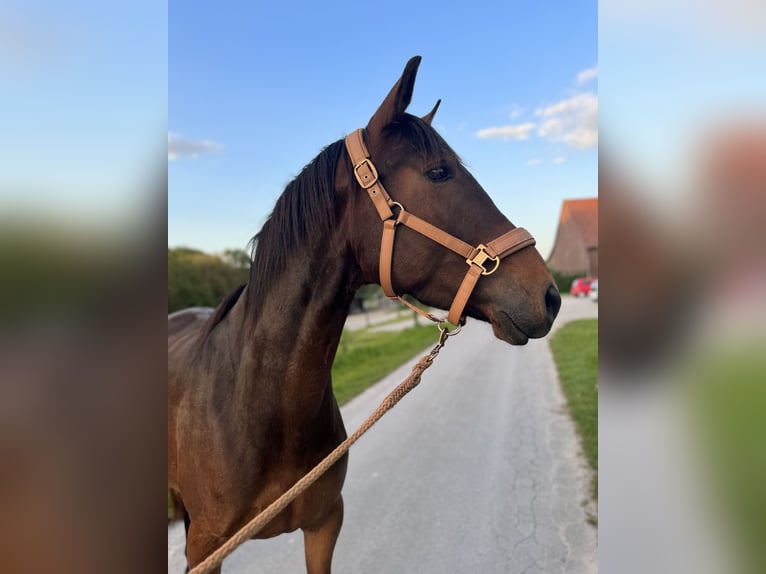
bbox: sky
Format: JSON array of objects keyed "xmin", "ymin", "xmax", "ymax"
[{"xmin": 168, "ymin": 0, "xmax": 598, "ymax": 260}]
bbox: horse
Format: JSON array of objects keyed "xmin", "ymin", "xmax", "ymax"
[{"xmin": 168, "ymin": 56, "xmax": 561, "ymax": 573}]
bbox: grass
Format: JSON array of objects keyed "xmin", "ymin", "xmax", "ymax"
[
  {"xmin": 549, "ymin": 319, "xmax": 598, "ymax": 501},
  {"xmin": 332, "ymin": 323, "xmax": 440, "ymax": 405}
]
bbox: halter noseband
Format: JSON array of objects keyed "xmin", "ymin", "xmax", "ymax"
[{"xmin": 345, "ymin": 128, "xmax": 536, "ymax": 326}]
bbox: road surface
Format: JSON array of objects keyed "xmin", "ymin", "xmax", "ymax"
[{"xmin": 169, "ymin": 297, "xmax": 597, "ymax": 573}]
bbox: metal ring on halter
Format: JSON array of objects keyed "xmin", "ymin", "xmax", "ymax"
[
  {"xmin": 437, "ymin": 321, "xmax": 462, "ymax": 345},
  {"xmin": 389, "ymin": 201, "xmax": 404, "ymax": 222}
]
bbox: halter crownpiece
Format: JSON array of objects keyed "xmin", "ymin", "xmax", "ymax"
[{"xmin": 345, "ymin": 128, "xmax": 536, "ymax": 326}]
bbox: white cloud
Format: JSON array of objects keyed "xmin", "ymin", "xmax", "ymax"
[
  {"xmin": 526, "ymin": 158, "xmax": 543, "ymax": 167},
  {"xmin": 475, "ymin": 122, "xmax": 536, "ymax": 141},
  {"xmin": 535, "ymin": 93, "xmax": 598, "ymax": 149},
  {"xmin": 552, "ymin": 156, "xmax": 567, "ymax": 164},
  {"xmin": 577, "ymin": 66, "xmax": 598, "ymax": 85},
  {"xmin": 509, "ymin": 105, "xmax": 528, "ymax": 119},
  {"xmin": 168, "ymin": 132, "xmax": 223, "ymax": 160}
]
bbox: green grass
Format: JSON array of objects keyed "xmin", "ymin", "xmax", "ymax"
[
  {"xmin": 549, "ymin": 319, "xmax": 598, "ymax": 500},
  {"xmin": 332, "ymin": 324, "xmax": 440, "ymax": 405}
]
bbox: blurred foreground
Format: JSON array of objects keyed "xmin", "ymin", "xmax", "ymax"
[
  {"xmin": 599, "ymin": 16, "xmax": 766, "ymax": 574},
  {"xmin": 0, "ymin": 1, "xmax": 167, "ymax": 572},
  {"xmin": 0, "ymin": 198, "xmax": 168, "ymax": 574},
  {"xmin": 601, "ymin": 128, "xmax": 766, "ymax": 572},
  {"xmin": 600, "ymin": 0, "xmax": 766, "ymax": 568}
]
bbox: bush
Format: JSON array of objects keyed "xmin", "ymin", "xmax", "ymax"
[{"xmin": 168, "ymin": 247, "xmax": 249, "ymax": 313}]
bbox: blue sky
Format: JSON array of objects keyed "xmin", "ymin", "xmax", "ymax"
[{"xmin": 169, "ymin": 0, "xmax": 598, "ymax": 259}]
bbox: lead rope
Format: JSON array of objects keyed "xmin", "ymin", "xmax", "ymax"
[{"xmin": 188, "ymin": 324, "xmax": 459, "ymax": 574}]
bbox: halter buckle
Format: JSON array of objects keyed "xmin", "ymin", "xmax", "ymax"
[
  {"xmin": 466, "ymin": 244, "xmax": 500, "ymax": 275},
  {"xmin": 353, "ymin": 158, "xmax": 379, "ymax": 189}
]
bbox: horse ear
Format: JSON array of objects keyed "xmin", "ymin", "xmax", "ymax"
[
  {"xmin": 421, "ymin": 99, "xmax": 441, "ymax": 125},
  {"xmin": 367, "ymin": 56, "xmax": 422, "ymax": 137}
]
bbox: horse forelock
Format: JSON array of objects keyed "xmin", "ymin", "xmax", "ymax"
[{"xmin": 382, "ymin": 113, "xmax": 457, "ymax": 164}]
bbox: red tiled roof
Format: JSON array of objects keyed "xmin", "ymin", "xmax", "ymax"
[{"xmin": 546, "ymin": 197, "xmax": 598, "ymax": 275}]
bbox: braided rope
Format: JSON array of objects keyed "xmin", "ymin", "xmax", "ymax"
[{"xmin": 189, "ymin": 334, "xmax": 450, "ymax": 574}]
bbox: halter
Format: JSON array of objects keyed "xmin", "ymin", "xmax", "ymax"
[{"xmin": 345, "ymin": 128, "xmax": 536, "ymax": 326}]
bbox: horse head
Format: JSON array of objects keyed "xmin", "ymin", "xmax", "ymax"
[{"xmin": 344, "ymin": 56, "xmax": 560, "ymax": 345}]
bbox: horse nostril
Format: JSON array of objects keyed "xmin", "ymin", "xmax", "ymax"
[{"xmin": 545, "ymin": 285, "xmax": 561, "ymax": 324}]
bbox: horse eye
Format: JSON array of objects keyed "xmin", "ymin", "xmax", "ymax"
[{"xmin": 426, "ymin": 166, "xmax": 450, "ymax": 183}]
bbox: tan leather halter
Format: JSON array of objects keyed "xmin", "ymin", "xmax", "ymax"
[{"xmin": 345, "ymin": 128, "xmax": 536, "ymax": 326}]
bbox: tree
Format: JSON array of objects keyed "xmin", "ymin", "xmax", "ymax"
[
  {"xmin": 222, "ymin": 248, "xmax": 251, "ymax": 269},
  {"xmin": 168, "ymin": 247, "xmax": 249, "ymax": 312}
]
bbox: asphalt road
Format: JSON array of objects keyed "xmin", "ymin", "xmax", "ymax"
[{"xmin": 169, "ymin": 297, "xmax": 598, "ymax": 573}]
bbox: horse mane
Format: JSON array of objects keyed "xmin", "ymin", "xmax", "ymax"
[
  {"xmin": 196, "ymin": 283, "xmax": 247, "ymax": 347},
  {"xmin": 246, "ymin": 139, "xmax": 348, "ymax": 312}
]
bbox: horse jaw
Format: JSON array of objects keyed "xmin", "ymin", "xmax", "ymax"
[{"xmin": 487, "ymin": 310, "xmax": 531, "ymax": 346}]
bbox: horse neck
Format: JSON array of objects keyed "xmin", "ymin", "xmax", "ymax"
[{"xmin": 236, "ymin": 231, "xmax": 356, "ymax": 423}]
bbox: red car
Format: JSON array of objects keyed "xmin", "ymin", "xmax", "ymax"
[{"xmin": 570, "ymin": 277, "xmax": 597, "ymax": 297}]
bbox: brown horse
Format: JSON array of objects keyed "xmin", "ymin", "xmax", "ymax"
[{"xmin": 168, "ymin": 56, "xmax": 561, "ymax": 573}]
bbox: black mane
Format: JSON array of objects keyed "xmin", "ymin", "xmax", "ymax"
[
  {"xmin": 195, "ymin": 283, "xmax": 246, "ymax": 348},
  {"xmin": 247, "ymin": 138, "xmax": 348, "ymax": 311}
]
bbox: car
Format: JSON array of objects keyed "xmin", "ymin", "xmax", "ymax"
[
  {"xmin": 570, "ymin": 276, "xmax": 596, "ymax": 297},
  {"xmin": 589, "ymin": 279, "xmax": 598, "ymax": 302}
]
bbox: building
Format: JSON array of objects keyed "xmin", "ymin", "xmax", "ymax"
[{"xmin": 547, "ymin": 198, "xmax": 598, "ymax": 277}]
